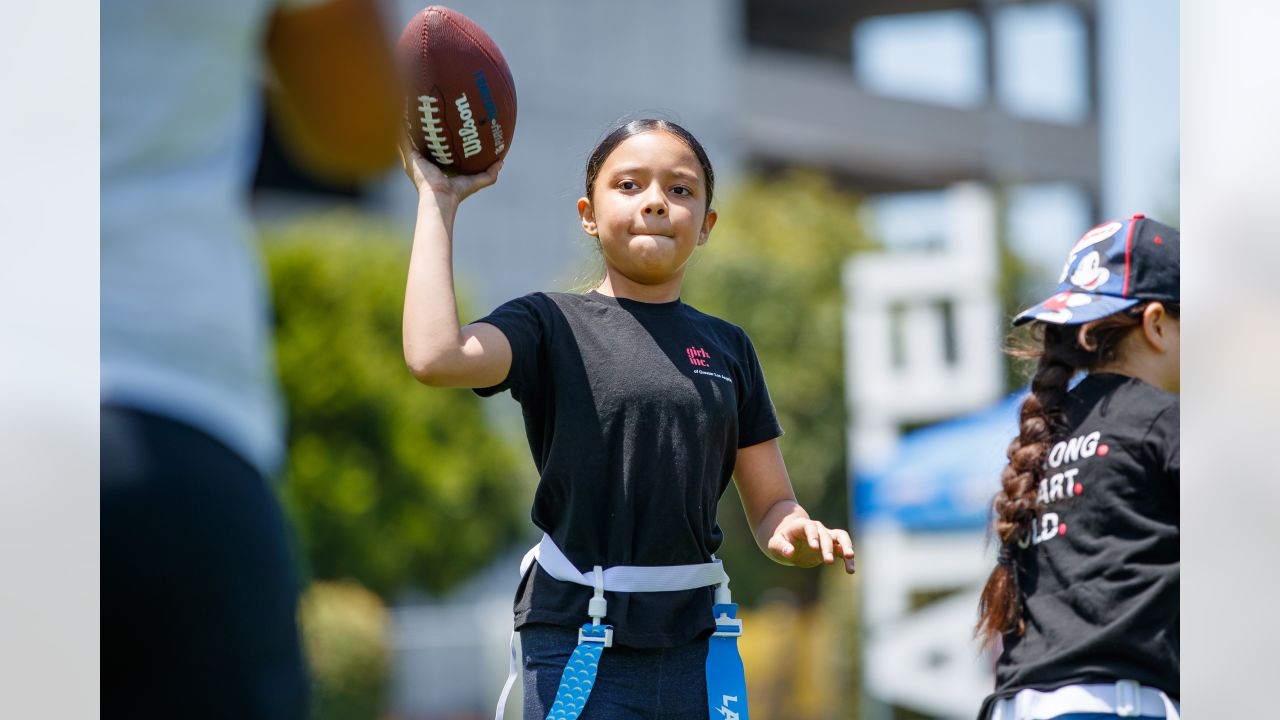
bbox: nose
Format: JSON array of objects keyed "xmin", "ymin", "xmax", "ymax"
[{"xmin": 641, "ymin": 187, "xmax": 667, "ymax": 216}]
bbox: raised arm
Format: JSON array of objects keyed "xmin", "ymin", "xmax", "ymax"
[
  {"xmin": 400, "ymin": 144, "xmax": 513, "ymax": 388},
  {"xmin": 733, "ymin": 438, "xmax": 856, "ymax": 574}
]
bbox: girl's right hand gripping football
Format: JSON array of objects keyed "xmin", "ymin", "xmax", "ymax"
[{"xmin": 399, "ymin": 137, "xmax": 503, "ymax": 206}]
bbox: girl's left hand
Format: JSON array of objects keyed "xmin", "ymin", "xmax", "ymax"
[{"xmin": 767, "ymin": 517, "xmax": 856, "ymax": 574}]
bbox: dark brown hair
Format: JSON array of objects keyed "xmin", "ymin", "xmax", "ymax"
[
  {"xmin": 975, "ymin": 301, "xmax": 1179, "ymax": 649},
  {"xmin": 583, "ymin": 119, "xmax": 716, "ymax": 211}
]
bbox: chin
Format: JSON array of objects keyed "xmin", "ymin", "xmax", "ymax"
[
  {"xmin": 625, "ymin": 266, "xmax": 675, "ymax": 285},
  {"xmin": 625, "ymin": 245, "xmax": 676, "ymax": 269}
]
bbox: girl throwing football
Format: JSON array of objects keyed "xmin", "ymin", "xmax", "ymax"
[{"xmin": 400, "ymin": 119, "xmax": 855, "ymax": 719}]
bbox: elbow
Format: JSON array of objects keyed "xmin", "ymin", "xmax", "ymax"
[{"xmin": 404, "ymin": 348, "xmax": 446, "ymax": 386}]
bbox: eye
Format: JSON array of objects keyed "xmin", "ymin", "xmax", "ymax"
[
  {"xmin": 618, "ymin": 180, "xmax": 639, "ymax": 191},
  {"xmin": 671, "ymin": 185, "xmax": 692, "ymax": 196}
]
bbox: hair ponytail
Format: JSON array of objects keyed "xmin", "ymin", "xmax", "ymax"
[
  {"xmin": 976, "ymin": 344, "xmax": 1072, "ymax": 647},
  {"xmin": 975, "ymin": 302, "xmax": 1173, "ymax": 649}
]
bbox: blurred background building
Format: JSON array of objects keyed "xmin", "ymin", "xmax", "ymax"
[{"xmin": 250, "ymin": 0, "xmax": 1177, "ymax": 718}]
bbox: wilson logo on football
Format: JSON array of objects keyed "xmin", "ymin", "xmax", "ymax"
[
  {"xmin": 417, "ymin": 95, "xmax": 454, "ymax": 166},
  {"xmin": 472, "ymin": 70, "xmax": 506, "ymax": 155},
  {"xmin": 454, "ymin": 94, "xmax": 483, "ymax": 159}
]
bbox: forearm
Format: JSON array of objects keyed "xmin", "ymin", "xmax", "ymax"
[{"xmin": 402, "ymin": 193, "xmax": 464, "ymax": 378}]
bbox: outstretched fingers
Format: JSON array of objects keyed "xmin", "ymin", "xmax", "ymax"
[
  {"xmin": 800, "ymin": 520, "xmax": 857, "ymax": 573},
  {"xmin": 832, "ymin": 528, "xmax": 856, "ymax": 574},
  {"xmin": 804, "ymin": 522, "xmax": 821, "ymax": 556},
  {"xmin": 768, "ymin": 532, "xmax": 796, "ymax": 560},
  {"xmin": 767, "ymin": 518, "xmax": 856, "ymax": 574}
]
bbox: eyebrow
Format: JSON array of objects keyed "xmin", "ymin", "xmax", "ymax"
[{"xmin": 607, "ymin": 165, "xmax": 702, "ymax": 184}]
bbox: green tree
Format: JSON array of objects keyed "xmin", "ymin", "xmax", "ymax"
[
  {"xmin": 300, "ymin": 581, "xmax": 390, "ymax": 720},
  {"xmin": 682, "ymin": 171, "xmax": 879, "ymax": 604},
  {"xmin": 262, "ymin": 213, "xmax": 527, "ymax": 598}
]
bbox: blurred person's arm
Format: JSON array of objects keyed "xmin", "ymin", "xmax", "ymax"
[
  {"xmin": 734, "ymin": 439, "xmax": 856, "ymax": 574},
  {"xmin": 265, "ymin": 0, "xmax": 401, "ymax": 180},
  {"xmin": 399, "ymin": 143, "xmax": 511, "ymax": 388}
]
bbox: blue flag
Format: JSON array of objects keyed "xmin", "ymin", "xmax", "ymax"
[{"xmin": 706, "ymin": 603, "xmax": 749, "ymax": 720}]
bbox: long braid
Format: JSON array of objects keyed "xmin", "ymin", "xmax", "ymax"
[
  {"xmin": 975, "ymin": 303, "xmax": 1172, "ymax": 649},
  {"xmin": 976, "ymin": 345, "xmax": 1072, "ymax": 647}
]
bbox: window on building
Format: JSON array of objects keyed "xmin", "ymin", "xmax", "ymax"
[
  {"xmin": 852, "ymin": 11, "xmax": 986, "ymax": 108},
  {"xmin": 861, "ymin": 191, "xmax": 950, "ymax": 252},
  {"xmin": 994, "ymin": 3, "xmax": 1089, "ymax": 123}
]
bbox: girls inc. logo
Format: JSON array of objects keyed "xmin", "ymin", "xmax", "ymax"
[{"xmin": 686, "ymin": 346, "xmax": 711, "ymax": 367}]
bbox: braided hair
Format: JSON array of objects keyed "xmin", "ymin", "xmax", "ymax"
[{"xmin": 975, "ymin": 301, "xmax": 1178, "ymax": 649}]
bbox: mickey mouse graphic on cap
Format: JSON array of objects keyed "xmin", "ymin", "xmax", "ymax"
[{"xmin": 1014, "ymin": 214, "xmax": 1180, "ymax": 326}]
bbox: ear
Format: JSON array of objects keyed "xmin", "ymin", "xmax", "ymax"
[
  {"xmin": 1140, "ymin": 302, "xmax": 1172, "ymax": 352},
  {"xmin": 697, "ymin": 208, "xmax": 718, "ymax": 246},
  {"xmin": 1077, "ymin": 321, "xmax": 1101, "ymax": 352},
  {"xmin": 577, "ymin": 197, "xmax": 598, "ymax": 237}
]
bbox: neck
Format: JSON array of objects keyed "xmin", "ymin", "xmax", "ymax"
[
  {"xmin": 1093, "ymin": 353, "xmax": 1177, "ymax": 394},
  {"xmin": 595, "ymin": 269, "xmax": 685, "ymax": 303}
]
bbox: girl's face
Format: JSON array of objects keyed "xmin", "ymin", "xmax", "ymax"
[{"xmin": 578, "ymin": 131, "xmax": 717, "ymax": 287}]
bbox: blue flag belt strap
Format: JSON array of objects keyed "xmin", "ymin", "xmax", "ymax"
[{"xmin": 493, "ymin": 534, "xmax": 749, "ymax": 720}]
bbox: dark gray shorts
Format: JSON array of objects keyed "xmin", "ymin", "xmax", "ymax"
[{"xmin": 521, "ymin": 623, "xmax": 709, "ymax": 720}]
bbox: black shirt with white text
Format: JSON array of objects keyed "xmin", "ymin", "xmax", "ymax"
[{"xmin": 984, "ymin": 373, "xmax": 1179, "ymax": 714}]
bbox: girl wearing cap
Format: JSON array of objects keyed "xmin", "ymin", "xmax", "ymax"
[{"xmin": 976, "ymin": 215, "xmax": 1180, "ymax": 720}]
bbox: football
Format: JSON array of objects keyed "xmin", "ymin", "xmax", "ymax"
[{"xmin": 397, "ymin": 6, "xmax": 517, "ymax": 175}]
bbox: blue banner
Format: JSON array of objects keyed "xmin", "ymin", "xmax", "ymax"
[{"xmin": 853, "ymin": 393, "xmax": 1022, "ymax": 531}]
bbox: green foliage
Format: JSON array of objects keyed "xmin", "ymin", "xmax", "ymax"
[
  {"xmin": 262, "ymin": 213, "xmax": 526, "ymax": 598},
  {"xmin": 682, "ymin": 172, "xmax": 879, "ymax": 604},
  {"xmin": 300, "ymin": 580, "xmax": 390, "ymax": 720}
]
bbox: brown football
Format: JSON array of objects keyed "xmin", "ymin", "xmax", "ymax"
[{"xmin": 397, "ymin": 6, "xmax": 517, "ymax": 175}]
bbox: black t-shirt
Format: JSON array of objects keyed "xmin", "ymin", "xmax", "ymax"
[
  {"xmin": 982, "ymin": 373, "xmax": 1179, "ymax": 715},
  {"xmin": 472, "ymin": 291, "xmax": 783, "ymax": 648}
]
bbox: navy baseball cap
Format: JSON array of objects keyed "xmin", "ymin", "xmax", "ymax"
[{"xmin": 1013, "ymin": 214, "xmax": 1179, "ymax": 326}]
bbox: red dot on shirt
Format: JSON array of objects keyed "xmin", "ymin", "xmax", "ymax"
[
  {"xmin": 1154, "ymin": 236, "xmax": 1164, "ymax": 244},
  {"xmin": 1097, "ymin": 444, "xmax": 1110, "ymax": 456},
  {"xmin": 1075, "ymin": 483, "xmax": 1084, "ymax": 495},
  {"xmin": 1059, "ymin": 523, "xmax": 1068, "ymax": 535}
]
